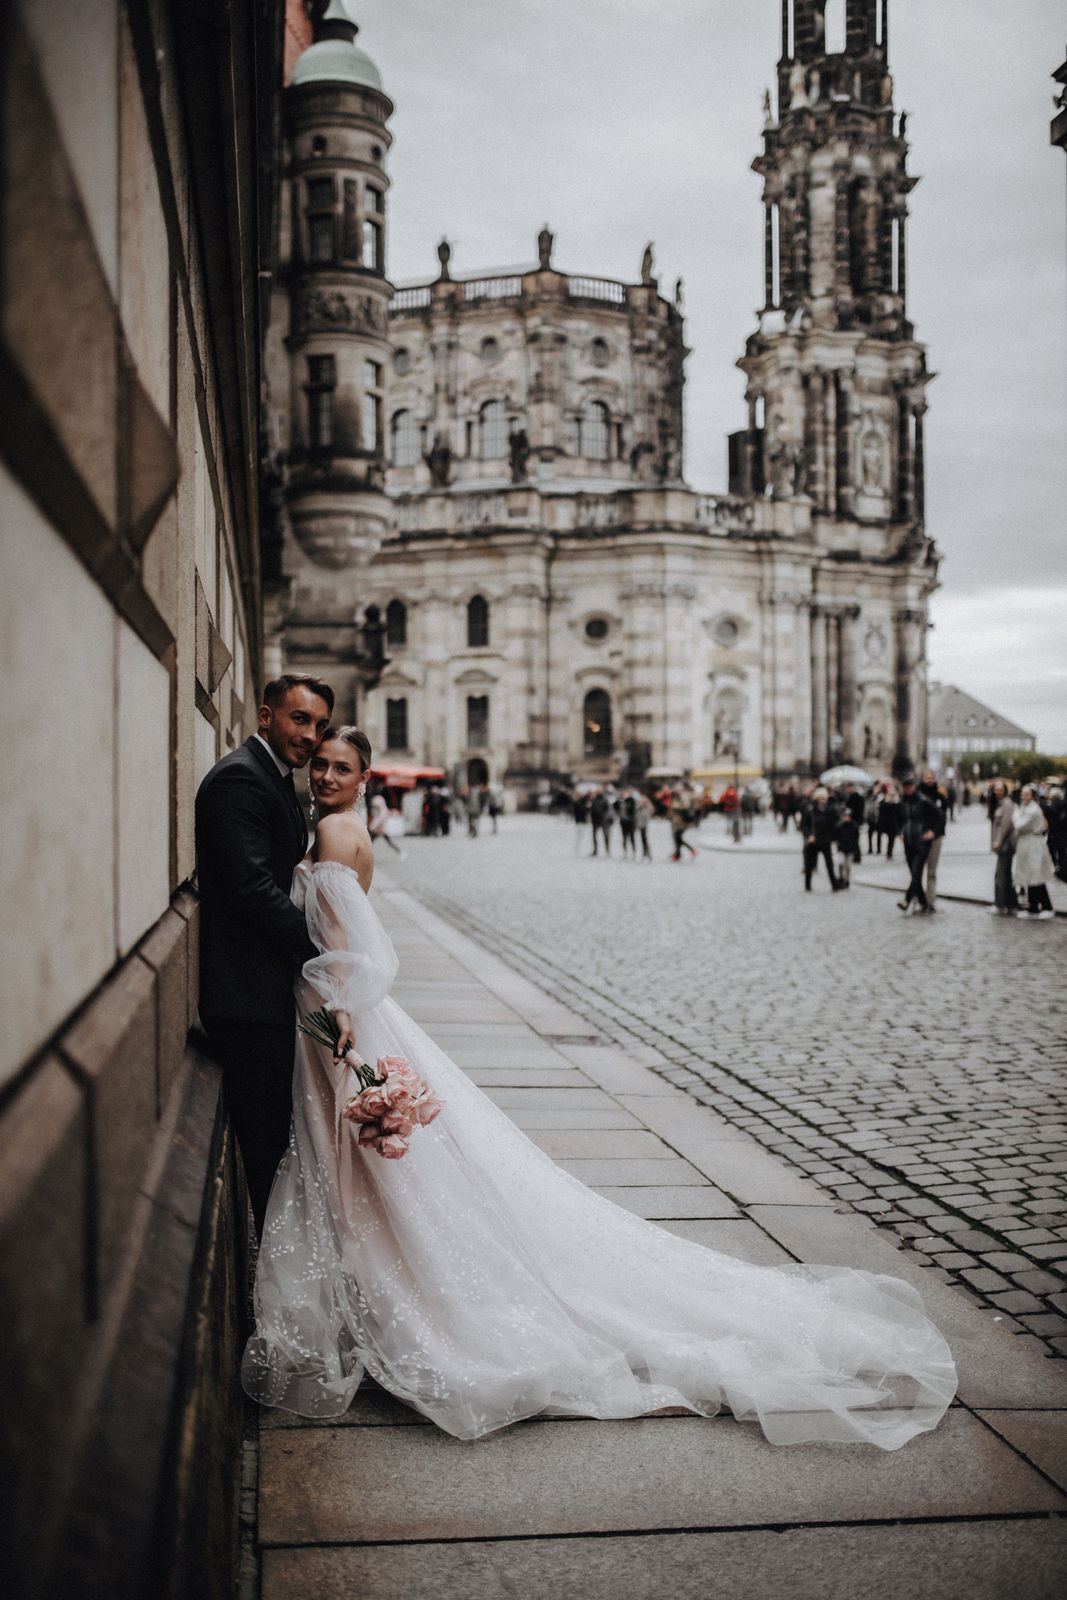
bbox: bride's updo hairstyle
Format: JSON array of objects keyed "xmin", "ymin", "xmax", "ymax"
[{"xmin": 322, "ymin": 724, "xmax": 372, "ymax": 774}]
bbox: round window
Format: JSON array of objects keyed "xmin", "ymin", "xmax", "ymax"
[
  {"xmin": 585, "ymin": 617, "xmax": 609, "ymax": 641},
  {"xmin": 394, "ymin": 347, "xmax": 412, "ymax": 375},
  {"xmin": 714, "ymin": 617, "xmax": 740, "ymax": 647}
]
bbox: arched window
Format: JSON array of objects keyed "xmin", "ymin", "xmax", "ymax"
[
  {"xmin": 391, "ymin": 409, "xmax": 418, "ymax": 467},
  {"xmin": 385, "ymin": 599, "xmax": 407, "ymax": 648},
  {"xmin": 583, "ymin": 400, "xmax": 610, "ymax": 461},
  {"xmin": 583, "ymin": 688, "xmax": 612, "ymax": 758},
  {"xmin": 479, "ymin": 400, "xmax": 507, "ymax": 460},
  {"xmin": 467, "ymin": 594, "xmax": 489, "ymax": 648}
]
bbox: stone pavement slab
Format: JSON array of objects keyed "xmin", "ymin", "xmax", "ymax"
[
  {"xmin": 592, "ymin": 1184, "xmax": 741, "ymax": 1219},
  {"xmin": 261, "ymin": 1520, "xmax": 1067, "ymax": 1600},
  {"xmin": 259, "ymin": 1409, "xmax": 1064, "ymax": 1547},
  {"xmin": 976, "ymin": 1408, "xmax": 1067, "ymax": 1492},
  {"xmin": 527, "ymin": 1128, "xmax": 679, "ymax": 1158}
]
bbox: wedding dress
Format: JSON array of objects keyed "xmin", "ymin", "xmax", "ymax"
[{"xmin": 241, "ymin": 861, "xmax": 957, "ymax": 1449}]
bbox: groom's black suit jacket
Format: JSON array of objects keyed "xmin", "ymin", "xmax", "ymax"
[{"xmin": 195, "ymin": 736, "xmax": 318, "ymax": 1024}]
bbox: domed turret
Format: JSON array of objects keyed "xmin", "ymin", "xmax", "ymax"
[
  {"xmin": 291, "ymin": 0, "xmax": 384, "ymax": 93},
  {"xmin": 282, "ymin": 5, "xmax": 394, "ymax": 568}
]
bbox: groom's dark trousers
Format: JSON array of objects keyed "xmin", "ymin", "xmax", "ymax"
[{"xmin": 195, "ymin": 737, "xmax": 318, "ymax": 1233}]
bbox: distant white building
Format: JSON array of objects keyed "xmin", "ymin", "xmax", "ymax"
[
  {"xmin": 267, "ymin": 2, "xmax": 939, "ymax": 795},
  {"xmin": 927, "ymin": 683, "xmax": 1036, "ymax": 772}
]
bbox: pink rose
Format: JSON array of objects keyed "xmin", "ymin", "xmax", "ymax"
[
  {"xmin": 410, "ymin": 1091, "xmax": 443, "ymax": 1126},
  {"xmin": 382, "ymin": 1081, "xmax": 416, "ymax": 1115},
  {"xmin": 341, "ymin": 1095, "xmax": 378, "ymax": 1124},
  {"xmin": 380, "ymin": 1111, "xmax": 416, "ymax": 1138},
  {"xmin": 356, "ymin": 1120, "xmax": 383, "ymax": 1146},
  {"xmin": 357, "ymin": 1085, "xmax": 390, "ymax": 1120},
  {"xmin": 379, "ymin": 1056, "xmax": 419, "ymax": 1088},
  {"xmin": 376, "ymin": 1133, "xmax": 409, "ymax": 1159}
]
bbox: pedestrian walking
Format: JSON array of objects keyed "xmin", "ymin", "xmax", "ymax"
[
  {"xmin": 988, "ymin": 780, "xmax": 1018, "ymax": 915},
  {"xmin": 1045, "ymin": 785, "xmax": 1066, "ymax": 880},
  {"xmin": 572, "ymin": 789, "xmax": 590, "ymax": 854},
  {"xmin": 896, "ymin": 773, "xmax": 940, "ymax": 914},
  {"xmin": 916, "ymin": 769, "xmax": 948, "ymax": 909},
  {"xmin": 801, "ymin": 787, "xmax": 842, "ymax": 891},
  {"xmin": 843, "ymin": 783, "xmax": 865, "ymax": 863},
  {"xmin": 634, "ymin": 792, "xmax": 653, "ymax": 861},
  {"xmin": 878, "ymin": 783, "xmax": 902, "ymax": 859},
  {"xmin": 367, "ymin": 788, "xmax": 406, "ymax": 858},
  {"xmin": 668, "ymin": 787, "xmax": 697, "ymax": 860},
  {"xmin": 864, "ymin": 784, "xmax": 883, "ymax": 854},
  {"xmin": 618, "ymin": 788, "xmax": 638, "ymax": 858},
  {"xmin": 834, "ymin": 805, "xmax": 859, "ymax": 888},
  {"xmin": 589, "ymin": 789, "xmax": 614, "ymax": 856},
  {"xmin": 1012, "ymin": 785, "xmax": 1056, "ymax": 918},
  {"xmin": 466, "ymin": 785, "xmax": 484, "ymax": 838},
  {"xmin": 487, "ymin": 782, "xmax": 504, "ymax": 834}
]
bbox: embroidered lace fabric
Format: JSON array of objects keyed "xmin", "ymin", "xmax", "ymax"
[{"xmin": 241, "ymin": 861, "xmax": 957, "ymax": 1448}]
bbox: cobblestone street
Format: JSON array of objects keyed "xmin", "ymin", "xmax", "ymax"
[{"xmin": 377, "ymin": 811, "xmax": 1067, "ymax": 1357}]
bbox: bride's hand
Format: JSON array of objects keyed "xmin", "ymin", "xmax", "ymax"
[{"xmin": 332, "ymin": 1009, "xmax": 355, "ymax": 1062}]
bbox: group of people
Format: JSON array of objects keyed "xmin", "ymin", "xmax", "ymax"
[
  {"xmin": 801, "ymin": 771, "xmax": 948, "ymax": 911},
  {"xmin": 193, "ymin": 672, "xmax": 956, "ymax": 1449},
  {"xmin": 571, "ymin": 783, "xmax": 705, "ymax": 861},
  {"xmin": 987, "ymin": 779, "xmax": 1061, "ymax": 918}
]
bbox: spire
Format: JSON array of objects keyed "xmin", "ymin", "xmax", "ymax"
[
  {"xmin": 778, "ymin": 3, "xmax": 890, "ymax": 113},
  {"xmin": 308, "ymin": 1, "xmax": 358, "ymax": 46}
]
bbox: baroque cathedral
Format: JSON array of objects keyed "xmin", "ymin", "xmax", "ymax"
[{"xmin": 265, "ymin": 0, "xmax": 937, "ymax": 796}]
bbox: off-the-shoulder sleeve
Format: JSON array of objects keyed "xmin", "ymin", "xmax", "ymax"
[{"xmin": 300, "ymin": 862, "xmax": 399, "ymax": 1013}]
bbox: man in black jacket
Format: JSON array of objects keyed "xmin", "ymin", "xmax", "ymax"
[
  {"xmin": 195, "ymin": 673, "xmax": 334, "ymax": 1231},
  {"xmin": 802, "ymin": 787, "xmax": 843, "ymax": 891},
  {"xmin": 897, "ymin": 773, "xmax": 943, "ymax": 915}
]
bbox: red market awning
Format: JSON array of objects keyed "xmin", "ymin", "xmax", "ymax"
[{"xmin": 368, "ymin": 763, "xmax": 446, "ymax": 790}]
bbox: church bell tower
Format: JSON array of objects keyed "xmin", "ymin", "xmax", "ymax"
[{"xmin": 735, "ymin": 0, "xmax": 930, "ymax": 548}]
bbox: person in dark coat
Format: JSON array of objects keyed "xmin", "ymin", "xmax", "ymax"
[
  {"xmin": 896, "ymin": 773, "xmax": 943, "ymax": 914},
  {"xmin": 589, "ymin": 789, "xmax": 614, "ymax": 856},
  {"xmin": 802, "ymin": 787, "xmax": 843, "ymax": 891},
  {"xmin": 843, "ymin": 783, "xmax": 865, "ymax": 863},
  {"xmin": 834, "ymin": 804, "xmax": 860, "ymax": 887},
  {"xmin": 195, "ymin": 673, "xmax": 335, "ymax": 1232},
  {"xmin": 878, "ymin": 783, "xmax": 902, "ymax": 859}
]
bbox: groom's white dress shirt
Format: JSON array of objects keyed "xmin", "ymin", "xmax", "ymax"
[{"xmin": 256, "ymin": 733, "xmax": 292, "ymax": 779}]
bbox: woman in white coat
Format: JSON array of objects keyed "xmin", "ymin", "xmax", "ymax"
[{"xmin": 1013, "ymin": 785, "xmax": 1056, "ymax": 918}]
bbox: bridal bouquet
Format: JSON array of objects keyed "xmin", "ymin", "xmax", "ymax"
[{"xmin": 299, "ymin": 1008, "xmax": 442, "ymax": 1158}]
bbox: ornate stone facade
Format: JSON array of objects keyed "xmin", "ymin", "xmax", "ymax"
[{"xmin": 268, "ymin": 0, "xmax": 938, "ymax": 792}]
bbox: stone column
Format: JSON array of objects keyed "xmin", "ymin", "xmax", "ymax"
[
  {"xmin": 822, "ymin": 373, "xmax": 837, "ymax": 515},
  {"xmin": 825, "ymin": 608, "xmax": 840, "ymax": 757},
  {"xmin": 810, "ymin": 605, "xmax": 828, "ymax": 774},
  {"xmin": 808, "ymin": 369, "xmax": 826, "ymax": 509},
  {"xmin": 893, "ymin": 606, "xmax": 925, "ymax": 771},
  {"xmin": 837, "ymin": 605, "xmax": 861, "ymax": 761},
  {"xmin": 836, "ymin": 372, "xmax": 855, "ymax": 516},
  {"xmin": 913, "ymin": 403, "xmax": 926, "ymax": 523},
  {"xmin": 896, "ymin": 396, "xmax": 914, "ymax": 523},
  {"xmin": 764, "ymin": 201, "xmax": 776, "ymax": 307}
]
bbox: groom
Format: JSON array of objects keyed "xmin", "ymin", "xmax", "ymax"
[{"xmin": 195, "ymin": 673, "xmax": 335, "ymax": 1232}]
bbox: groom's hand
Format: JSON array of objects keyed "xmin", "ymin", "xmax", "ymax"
[{"xmin": 332, "ymin": 1010, "xmax": 355, "ymax": 1062}]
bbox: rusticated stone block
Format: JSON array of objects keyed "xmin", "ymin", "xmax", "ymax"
[
  {"xmin": 60, "ymin": 954, "xmax": 158, "ymax": 1301},
  {"xmin": 173, "ymin": 887, "xmax": 200, "ymax": 1029},
  {"xmin": 0, "ymin": 1057, "xmax": 90, "ymax": 1600},
  {"xmin": 138, "ymin": 906, "xmax": 190, "ymax": 1111}
]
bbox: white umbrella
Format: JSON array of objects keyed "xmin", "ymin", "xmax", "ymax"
[{"xmin": 819, "ymin": 764, "xmax": 875, "ymax": 787}]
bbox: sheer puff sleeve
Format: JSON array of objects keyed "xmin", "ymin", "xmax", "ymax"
[{"xmin": 300, "ymin": 862, "xmax": 399, "ymax": 1015}]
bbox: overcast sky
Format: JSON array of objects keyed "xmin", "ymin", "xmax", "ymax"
[{"xmin": 345, "ymin": 0, "xmax": 1067, "ymax": 751}]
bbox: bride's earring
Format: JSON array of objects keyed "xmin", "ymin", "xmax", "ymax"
[
  {"xmin": 355, "ymin": 780, "xmax": 367, "ymax": 803},
  {"xmin": 309, "ymin": 790, "xmax": 317, "ymax": 824}
]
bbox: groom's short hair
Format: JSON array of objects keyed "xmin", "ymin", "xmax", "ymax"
[{"xmin": 262, "ymin": 673, "xmax": 335, "ymax": 715}]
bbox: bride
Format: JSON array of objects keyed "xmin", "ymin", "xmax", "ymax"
[{"xmin": 241, "ymin": 726, "xmax": 956, "ymax": 1449}]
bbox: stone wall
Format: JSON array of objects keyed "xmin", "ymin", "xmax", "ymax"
[{"xmin": 0, "ymin": 2, "xmax": 281, "ymax": 1593}]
